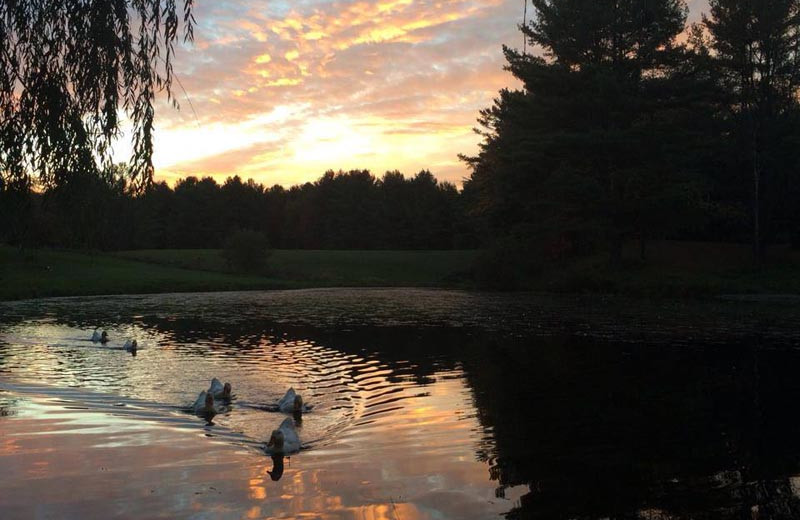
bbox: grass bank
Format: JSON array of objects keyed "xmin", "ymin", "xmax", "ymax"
[
  {"xmin": 0, "ymin": 246, "xmax": 294, "ymax": 301},
  {"xmin": 2, "ymin": 242, "xmax": 798, "ymax": 302},
  {"xmin": 0, "ymin": 247, "xmax": 477, "ymax": 301},
  {"xmin": 519, "ymin": 241, "xmax": 800, "ymax": 297},
  {"xmin": 116, "ymin": 249, "xmax": 477, "ymax": 288}
]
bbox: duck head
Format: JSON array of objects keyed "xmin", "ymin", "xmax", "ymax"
[
  {"xmin": 204, "ymin": 392, "xmax": 215, "ymax": 412},
  {"xmin": 100, "ymin": 331, "xmax": 109, "ymax": 343},
  {"xmin": 222, "ymin": 382, "xmax": 232, "ymax": 399},
  {"xmin": 267, "ymin": 429, "xmax": 284, "ymax": 451},
  {"xmin": 293, "ymin": 394, "xmax": 304, "ymax": 413},
  {"xmin": 130, "ymin": 340, "xmax": 138, "ymax": 351}
]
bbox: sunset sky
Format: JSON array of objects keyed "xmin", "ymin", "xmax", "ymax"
[{"xmin": 142, "ymin": 0, "xmax": 710, "ymax": 188}]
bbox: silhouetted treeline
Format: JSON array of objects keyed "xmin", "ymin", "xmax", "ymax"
[{"xmin": 0, "ymin": 169, "xmax": 479, "ymax": 250}]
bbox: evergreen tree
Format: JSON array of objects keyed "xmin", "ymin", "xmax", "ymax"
[{"xmin": 463, "ymin": 0, "xmax": 694, "ymax": 265}]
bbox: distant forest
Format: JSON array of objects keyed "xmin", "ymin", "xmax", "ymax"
[
  {"xmin": 3, "ymin": 1, "xmax": 800, "ymax": 267},
  {"xmin": 0, "ymin": 169, "xmax": 479, "ymax": 250}
]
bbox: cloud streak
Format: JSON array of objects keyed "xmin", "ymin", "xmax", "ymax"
[{"xmin": 147, "ymin": 0, "xmax": 711, "ymax": 187}]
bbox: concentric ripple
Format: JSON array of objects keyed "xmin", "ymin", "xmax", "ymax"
[{"xmin": 0, "ymin": 322, "xmax": 421, "ymax": 450}]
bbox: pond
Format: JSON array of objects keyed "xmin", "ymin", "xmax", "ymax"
[{"xmin": 1, "ymin": 288, "xmax": 800, "ymax": 519}]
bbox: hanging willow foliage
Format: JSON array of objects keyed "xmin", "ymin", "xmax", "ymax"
[{"xmin": 0, "ymin": 0, "xmax": 195, "ymax": 192}]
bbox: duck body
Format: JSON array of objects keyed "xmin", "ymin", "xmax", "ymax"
[
  {"xmin": 91, "ymin": 330, "xmax": 108, "ymax": 343},
  {"xmin": 192, "ymin": 391, "xmax": 218, "ymax": 417},
  {"xmin": 208, "ymin": 378, "xmax": 232, "ymax": 400},
  {"xmin": 209, "ymin": 378, "xmax": 224, "ymax": 395},
  {"xmin": 266, "ymin": 417, "xmax": 301, "ymax": 455},
  {"xmin": 278, "ymin": 387, "xmax": 310, "ymax": 413}
]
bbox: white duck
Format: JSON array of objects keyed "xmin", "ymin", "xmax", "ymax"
[
  {"xmin": 278, "ymin": 387, "xmax": 310, "ymax": 414},
  {"xmin": 266, "ymin": 417, "xmax": 301, "ymax": 455},
  {"xmin": 208, "ymin": 378, "xmax": 232, "ymax": 400},
  {"xmin": 91, "ymin": 330, "xmax": 109, "ymax": 343},
  {"xmin": 123, "ymin": 339, "xmax": 138, "ymax": 352},
  {"xmin": 192, "ymin": 391, "xmax": 218, "ymax": 417}
]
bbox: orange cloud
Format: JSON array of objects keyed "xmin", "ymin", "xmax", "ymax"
[{"xmin": 142, "ymin": 1, "xmax": 707, "ymax": 188}]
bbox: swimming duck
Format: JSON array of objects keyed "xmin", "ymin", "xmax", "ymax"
[
  {"xmin": 266, "ymin": 417, "xmax": 301, "ymax": 455},
  {"xmin": 91, "ymin": 330, "xmax": 109, "ymax": 343},
  {"xmin": 278, "ymin": 387, "xmax": 310, "ymax": 414},
  {"xmin": 208, "ymin": 378, "xmax": 232, "ymax": 400},
  {"xmin": 192, "ymin": 390, "xmax": 218, "ymax": 417},
  {"xmin": 123, "ymin": 339, "xmax": 138, "ymax": 353}
]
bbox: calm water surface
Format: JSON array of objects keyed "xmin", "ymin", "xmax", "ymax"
[{"xmin": 1, "ymin": 289, "xmax": 800, "ymax": 519}]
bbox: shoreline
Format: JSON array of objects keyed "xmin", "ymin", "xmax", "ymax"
[{"xmin": 2, "ymin": 244, "xmax": 800, "ymax": 302}]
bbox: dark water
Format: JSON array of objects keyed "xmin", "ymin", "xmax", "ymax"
[{"xmin": 1, "ymin": 289, "xmax": 800, "ymax": 519}]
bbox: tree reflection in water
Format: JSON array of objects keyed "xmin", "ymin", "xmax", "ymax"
[{"xmin": 289, "ymin": 327, "xmax": 800, "ymax": 519}]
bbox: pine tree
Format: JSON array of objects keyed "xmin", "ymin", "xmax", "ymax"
[{"xmin": 463, "ymin": 0, "xmax": 696, "ymax": 265}]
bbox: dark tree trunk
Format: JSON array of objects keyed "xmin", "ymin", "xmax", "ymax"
[
  {"xmin": 753, "ymin": 138, "xmax": 763, "ymax": 268},
  {"xmin": 640, "ymin": 234, "xmax": 647, "ymax": 262},
  {"xmin": 609, "ymin": 233, "xmax": 623, "ymax": 267}
]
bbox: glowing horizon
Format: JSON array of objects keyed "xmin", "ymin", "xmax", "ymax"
[{"xmin": 135, "ymin": 0, "xmax": 709, "ymax": 188}]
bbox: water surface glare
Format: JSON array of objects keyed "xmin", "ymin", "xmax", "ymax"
[{"xmin": 1, "ymin": 289, "xmax": 800, "ymax": 519}]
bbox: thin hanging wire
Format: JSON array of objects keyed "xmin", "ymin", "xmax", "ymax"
[
  {"xmin": 523, "ymin": 0, "xmax": 528, "ymax": 55},
  {"xmin": 173, "ymin": 72, "xmax": 200, "ymax": 128},
  {"xmin": 158, "ymin": 56, "xmax": 201, "ymax": 129}
]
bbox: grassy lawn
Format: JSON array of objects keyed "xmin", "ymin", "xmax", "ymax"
[
  {"xmin": 116, "ymin": 249, "xmax": 478, "ymax": 287},
  {"xmin": 0, "ymin": 246, "xmax": 293, "ymax": 301},
  {"xmin": 115, "ymin": 243, "xmax": 800, "ymax": 297},
  {"xmin": 2, "ymin": 242, "xmax": 798, "ymax": 302},
  {"xmin": 0, "ymin": 247, "xmax": 478, "ymax": 301},
  {"xmin": 531, "ymin": 241, "xmax": 800, "ymax": 297}
]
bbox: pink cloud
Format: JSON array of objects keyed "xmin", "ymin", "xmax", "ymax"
[{"xmin": 149, "ymin": 0, "xmax": 708, "ymax": 187}]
